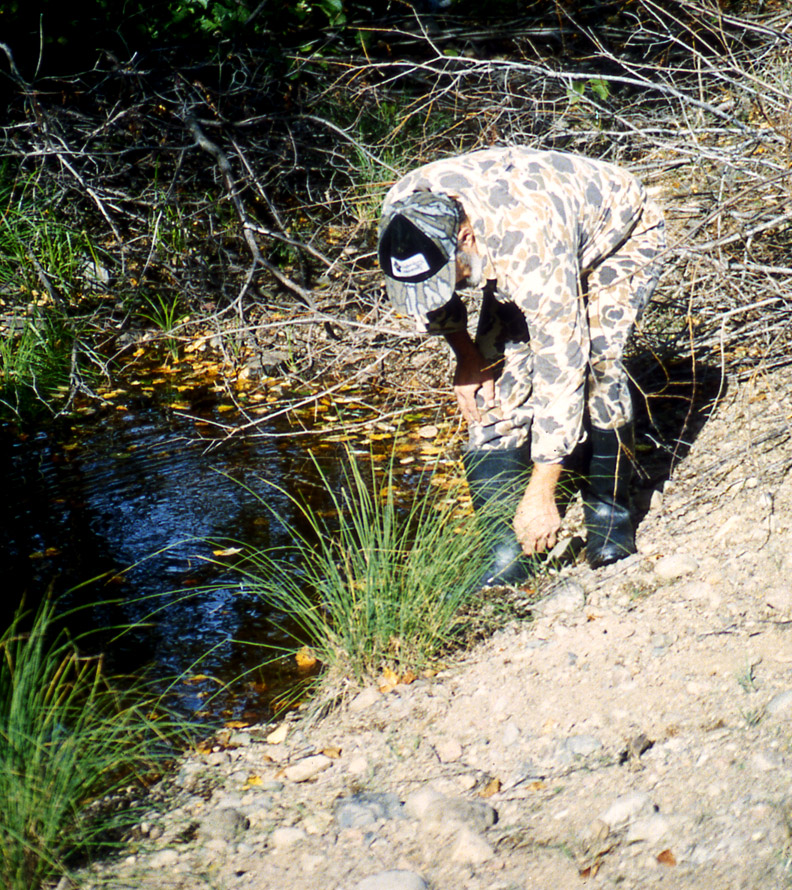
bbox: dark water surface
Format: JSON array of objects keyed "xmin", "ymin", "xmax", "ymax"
[{"xmin": 2, "ymin": 385, "xmax": 354, "ymax": 722}]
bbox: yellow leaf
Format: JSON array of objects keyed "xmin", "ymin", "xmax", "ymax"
[
  {"xmin": 479, "ymin": 777, "xmax": 501, "ymax": 798},
  {"xmin": 212, "ymin": 547, "xmax": 242, "ymax": 557},
  {"xmin": 381, "ymin": 666, "xmax": 400, "ymax": 686},
  {"xmin": 296, "ymin": 647, "xmax": 319, "ymax": 670},
  {"xmin": 224, "ymin": 720, "xmax": 250, "ymax": 730},
  {"xmin": 183, "ymin": 673, "xmax": 223, "ymax": 686},
  {"xmin": 244, "ymin": 775, "xmax": 263, "ymax": 788}
]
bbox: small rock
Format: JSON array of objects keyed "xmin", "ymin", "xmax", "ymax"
[
  {"xmin": 536, "ymin": 579, "xmax": 586, "ymax": 617},
  {"xmin": 353, "ymin": 870, "xmax": 427, "ymax": 890},
  {"xmin": 450, "ymin": 826, "xmax": 495, "ymax": 864},
  {"xmin": 199, "ymin": 807, "xmax": 249, "ymax": 841},
  {"xmin": 422, "ymin": 796, "xmax": 498, "ymax": 832},
  {"xmin": 626, "ymin": 813, "xmax": 671, "ymax": 844},
  {"xmin": 404, "ymin": 787, "xmax": 446, "ymax": 821},
  {"xmin": 266, "ymin": 723, "xmax": 289, "ymax": 745},
  {"xmin": 350, "ymin": 688, "xmax": 382, "ymax": 713},
  {"xmin": 284, "ymin": 754, "xmax": 332, "ymax": 782},
  {"xmin": 435, "ymin": 738, "xmax": 463, "ymax": 763},
  {"xmin": 501, "ymin": 721, "xmax": 521, "ymax": 747},
  {"xmin": 654, "ymin": 554, "xmax": 698, "ymax": 580},
  {"xmin": 347, "ymin": 754, "xmax": 370, "ymax": 776},
  {"xmin": 333, "ymin": 792, "xmax": 405, "ymax": 829},
  {"xmin": 766, "ymin": 690, "xmax": 792, "ymax": 717},
  {"xmin": 599, "ymin": 792, "xmax": 656, "ymax": 829},
  {"xmin": 269, "ymin": 826, "xmax": 307, "ymax": 849},
  {"xmin": 564, "ymin": 734, "xmax": 604, "ymax": 757},
  {"xmin": 149, "ymin": 849, "xmax": 180, "ymax": 868}
]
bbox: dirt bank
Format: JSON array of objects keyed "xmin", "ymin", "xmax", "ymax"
[{"xmin": 69, "ymin": 359, "xmax": 792, "ymax": 890}]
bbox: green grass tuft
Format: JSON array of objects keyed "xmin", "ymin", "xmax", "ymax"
[
  {"xmin": 220, "ymin": 448, "xmax": 500, "ymax": 684},
  {"xmin": 0, "ymin": 597, "xmax": 191, "ymax": 890}
]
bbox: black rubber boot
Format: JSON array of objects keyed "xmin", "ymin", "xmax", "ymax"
[
  {"xmin": 462, "ymin": 445, "xmax": 537, "ymax": 587},
  {"xmin": 582, "ymin": 424, "xmax": 637, "ymax": 568}
]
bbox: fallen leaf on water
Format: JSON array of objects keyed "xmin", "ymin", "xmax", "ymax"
[
  {"xmin": 183, "ymin": 673, "xmax": 223, "ymax": 686},
  {"xmin": 295, "ymin": 646, "xmax": 319, "ymax": 670},
  {"xmin": 213, "ymin": 547, "xmax": 242, "ymax": 557},
  {"xmin": 657, "ymin": 849, "xmax": 676, "ymax": 866},
  {"xmin": 223, "ymin": 720, "xmax": 250, "ymax": 730}
]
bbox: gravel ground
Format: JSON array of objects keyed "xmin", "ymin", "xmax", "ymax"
[{"xmin": 73, "ymin": 364, "xmax": 792, "ymax": 890}]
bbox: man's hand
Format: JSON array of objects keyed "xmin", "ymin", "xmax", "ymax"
[
  {"xmin": 445, "ymin": 330, "xmax": 496, "ymax": 424},
  {"xmin": 513, "ymin": 462, "xmax": 563, "ymax": 554}
]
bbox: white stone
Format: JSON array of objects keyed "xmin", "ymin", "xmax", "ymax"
[
  {"xmin": 626, "ymin": 814, "xmax": 672, "ymax": 844},
  {"xmin": 284, "ymin": 754, "xmax": 332, "ymax": 782},
  {"xmin": 450, "ymin": 826, "xmax": 495, "ymax": 864},
  {"xmin": 149, "ymin": 849, "xmax": 180, "ymax": 868},
  {"xmin": 347, "ymin": 754, "xmax": 370, "ymax": 776},
  {"xmin": 349, "ymin": 687, "xmax": 381, "ymax": 712},
  {"xmin": 435, "ymin": 738, "xmax": 463, "ymax": 763},
  {"xmin": 599, "ymin": 792, "xmax": 655, "ymax": 829},
  {"xmin": 404, "ymin": 787, "xmax": 446, "ymax": 821},
  {"xmin": 270, "ymin": 826, "xmax": 307, "ymax": 849},
  {"xmin": 501, "ymin": 721, "xmax": 521, "ymax": 747},
  {"xmin": 654, "ymin": 554, "xmax": 698, "ymax": 580}
]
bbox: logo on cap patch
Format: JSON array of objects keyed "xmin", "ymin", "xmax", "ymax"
[{"xmin": 392, "ymin": 253, "xmax": 430, "ymax": 279}]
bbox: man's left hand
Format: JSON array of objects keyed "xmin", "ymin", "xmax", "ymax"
[{"xmin": 513, "ymin": 463, "xmax": 563, "ymax": 554}]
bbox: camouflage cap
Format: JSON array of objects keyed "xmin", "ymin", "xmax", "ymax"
[{"xmin": 378, "ymin": 191, "xmax": 462, "ymax": 317}]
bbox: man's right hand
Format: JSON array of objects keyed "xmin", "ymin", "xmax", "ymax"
[{"xmin": 445, "ymin": 330, "xmax": 496, "ymax": 424}]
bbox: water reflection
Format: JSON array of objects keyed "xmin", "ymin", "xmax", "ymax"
[{"xmin": 2, "ymin": 395, "xmax": 342, "ymax": 721}]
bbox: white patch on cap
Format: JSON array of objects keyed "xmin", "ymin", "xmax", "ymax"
[{"xmin": 392, "ymin": 253, "xmax": 430, "ymax": 279}]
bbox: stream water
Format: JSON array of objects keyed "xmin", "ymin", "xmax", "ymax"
[{"xmin": 2, "ymin": 368, "xmax": 383, "ymax": 724}]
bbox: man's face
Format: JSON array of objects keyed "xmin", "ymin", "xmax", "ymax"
[{"xmin": 456, "ymin": 245, "xmax": 484, "ymax": 288}]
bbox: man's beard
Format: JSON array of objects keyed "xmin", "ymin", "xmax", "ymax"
[{"xmin": 457, "ymin": 247, "xmax": 484, "ymax": 288}]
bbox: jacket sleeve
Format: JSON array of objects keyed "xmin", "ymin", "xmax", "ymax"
[
  {"xmin": 509, "ymin": 247, "xmax": 588, "ymax": 464},
  {"xmin": 417, "ymin": 292, "xmax": 468, "ymax": 336}
]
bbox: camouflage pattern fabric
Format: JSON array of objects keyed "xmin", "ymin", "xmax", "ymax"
[{"xmin": 382, "ymin": 147, "xmax": 666, "ymax": 463}]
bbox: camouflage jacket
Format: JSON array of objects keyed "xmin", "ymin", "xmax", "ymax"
[{"xmin": 382, "ymin": 147, "xmax": 654, "ymax": 462}]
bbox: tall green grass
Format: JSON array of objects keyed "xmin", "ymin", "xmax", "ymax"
[
  {"xmin": 0, "ymin": 598, "xmax": 190, "ymax": 890},
  {"xmin": 218, "ymin": 449, "xmax": 501, "ymax": 684}
]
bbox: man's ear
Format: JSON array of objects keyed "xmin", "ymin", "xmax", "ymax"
[{"xmin": 457, "ymin": 220, "xmax": 476, "ymax": 250}]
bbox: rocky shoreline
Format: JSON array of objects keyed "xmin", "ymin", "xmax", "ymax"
[{"xmin": 72, "ymin": 366, "xmax": 792, "ymax": 890}]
